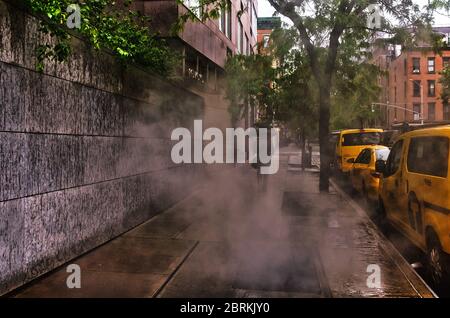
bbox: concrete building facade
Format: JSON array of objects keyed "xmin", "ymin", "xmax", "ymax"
[{"xmin": 131, "ymin": 0, "xmax": 258, "ymax": 130}]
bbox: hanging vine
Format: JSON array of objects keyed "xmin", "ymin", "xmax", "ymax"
[{"xmin": 24, "ymin": 0, "xmax": 177, "ymax": 75}]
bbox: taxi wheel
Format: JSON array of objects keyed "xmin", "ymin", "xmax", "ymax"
[{"xmin": 426, "ymin": 232, "xmax": 450, "ymax": 291}]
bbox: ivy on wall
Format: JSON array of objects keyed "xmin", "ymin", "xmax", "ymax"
[{"xmin": 24, "ymin": 0, "xmax": 177, "ymax": 75}]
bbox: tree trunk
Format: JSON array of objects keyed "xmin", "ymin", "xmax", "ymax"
[{"xmin": 318, "ymin": 85, "xmax": 331, "ymax": 192}]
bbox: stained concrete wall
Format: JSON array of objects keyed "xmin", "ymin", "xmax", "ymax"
[{"xmin": 0, "ymin": 1, "xmax": 204, "ymax": 295}]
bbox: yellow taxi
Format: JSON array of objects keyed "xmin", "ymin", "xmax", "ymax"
[
  {"xmin": 335, "ymin": 128, "xmax": 384, "ymax": 174},
  {"xmin": 376, "ymin": 126, "xmax": 450, "ymax": 288},
  {"xmin": 350, "ymin": 145, "xmax": 390, "ymax": 203}
]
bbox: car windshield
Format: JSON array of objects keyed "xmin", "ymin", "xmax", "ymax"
[
  {"xmin": 342, "ymin": 132, "xmax": 382, "ymax": 146},
  {"xmin": 375, "ymin": 148, "xmax": 390, "ymax": 161}
]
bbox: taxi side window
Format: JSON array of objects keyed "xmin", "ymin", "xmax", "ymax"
[
  {"xmin": 407, "ymin": 136, "xmax": 449, "ymax": 178},
  {"xmin": 385, "ymin": 140, "xmax": 403, "ymax": 176},
  {"xmin": 355, "ymin": 149, "xmax": 367, "ymax": 164},
  {"xmin": 358, "ymin": 149, "xmax": 371, "ymax": 164},
  {"xmin": 363, "ymin": 150, "xmax": 372, "ymax": 164}
]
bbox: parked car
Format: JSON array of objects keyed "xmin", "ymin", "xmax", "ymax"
[
  {"xmin": 376, "ymin": 125, "xmax": 450, "ymax": 288},
  {"xmin": 335, "ymin": 128, "xmax": 384, "ymax": 175},
  {"xmin": 350, "ymin": 145, "xmax": 390, "ymax": 203}
]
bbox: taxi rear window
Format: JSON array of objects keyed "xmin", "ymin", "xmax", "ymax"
[
  {"xmin": 407, "ymin": 136, "xmax": 449, "ymax": 178},
  {"xmin": 342, "ymin": 132, "xmax": 382, "ymax": 146}
]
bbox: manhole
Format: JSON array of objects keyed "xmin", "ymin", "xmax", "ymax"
[{"xmin": 232, "ymin": 243, "xmax": 324, "ymax": 295}]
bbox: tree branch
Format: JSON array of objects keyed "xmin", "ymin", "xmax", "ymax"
[
  {"xmin": 325, "ymin": 0, "xmax": 353, "ymax": 82},
  {"xmin": 267, "ymin": 0, "xmax": 322, "ymax": 81}
]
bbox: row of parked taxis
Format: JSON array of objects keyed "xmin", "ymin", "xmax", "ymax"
[{"xmin": 333, "ymin": 126, "xmax": 450, "ymax": 289}]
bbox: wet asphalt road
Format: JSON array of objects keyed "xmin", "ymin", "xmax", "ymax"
[{"xmin": 332, "ymin": 175, "xmax": 445, "ymax": 297}]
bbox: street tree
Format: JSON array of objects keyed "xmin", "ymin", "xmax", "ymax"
[
  {"xmin": 261, "ymin": 0, "xmax": 440, "ymax": 191},
  {"xmin": 332, "ymin": 61, "xmax": 383, "ymax": 129},
  {"xmin": 224, "ymin": 27, "xmax": 318, "ymax": 148},
  {"xmin": 224, "ymin": 54, "xmax": 276, "ymax": 127},
  {"xmin": 269, "ymin": 27, "xmax": 319, "ymax": 151}
]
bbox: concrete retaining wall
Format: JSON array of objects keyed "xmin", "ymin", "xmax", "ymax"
[{"xmin": 0, "ymin": 0, "xmax": 204, "ymax": 295}]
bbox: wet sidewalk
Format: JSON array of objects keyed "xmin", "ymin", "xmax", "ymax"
[{"xmin": 10, "ymin": 160, "xmax": 435, "ymax": 298}]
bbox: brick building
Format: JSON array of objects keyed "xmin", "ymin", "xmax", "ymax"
[
  {"xmin": 373, "ymin": 27, "xmax": 450, "ymax": 128},
  {"xmin": 130, "ymin": 0, "xmax": 258, "ymax": 130},
  {"xmin": 257, "ymin": 17, "xmax": 281, "ymax": 54}
]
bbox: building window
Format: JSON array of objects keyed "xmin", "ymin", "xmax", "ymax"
[
  {"xmin": 184, "ymin": 0, "xmax": 202, "ymax": 19},
  {"xmin": 404, "ymin": 59, "xmax": 407, "ymax": 76},
  {"xmin": 428, "ymin": 57, "xmax": 435, "ymax": 73},
  {"xmin": 412, "ymin": 57, "xmax": 420, "ymax": 74},
  {"xmin": 404, "ymin": 81, "xmax": 407, "ymax": 98},
  {"xmin": 428, "ymin": 103, "xmax": 436, "ymax": 121},
  {"xmin": 219, "ymin": 1, "xmax": 231, "ymax": 39},
  {"xmin": 237, "ymin": 19, "xmax": 243, "ymax": 53},
  {"xmin": 263, "ymin": 35, "xmax": 270, "ymax": 48},
  {"xmin": 444, "ymin": 57, "xmax": 450, "ymax": 69},
  {"xmin": 218, "ymin": 11, "xmax": 223, "ymax": 32},
  {"xmin": 428, "ymin": 80, "xmax": 436, "ymax": 97},
  {"xmin": 252, "ymin": 4, "xmax": 257, "ymax": 40},
  {"xmin": 413, "ymin": 104, "xmax": 421, "ymax": 120},
  {"xmin": 445, "ymin": 102, "xmax": 450, "ymax": 120},
  {"xmin": 413, "ymin": 80, "xmax": 421, "ymax": 97}
]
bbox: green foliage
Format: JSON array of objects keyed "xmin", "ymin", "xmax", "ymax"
[
  {"xmin": 269, "ymin": 28, "xmax": 318, "ymax": 138},
  {"xmin": 172, "ymin": 0, "xmax": 230, "ymax": 34},
  {"xmin": 332, "ymin": 62, "xmax": 383, "ymax": 129},
  {"xmin": 440, "ymin": 66, "xmax": 450, "ymax": 105},
  {"xmin": 224, "ymin": 54, "xmax": 275, "ymax": 126},
  {"xmin": 25, "ymin": 0, "xmax": 176, "ymax": 75},
  {"xmin": 224, "ymin": 27, "xmax": 319, "ymax": 136}
]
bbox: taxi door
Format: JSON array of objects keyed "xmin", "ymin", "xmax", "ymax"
[
  {"xmin": 407, "ymin": 136, "xmax": 450, "ymax": 237},
  {"xmin": 352, "ymin": 149, "xmax": 371, "ymax": 191},
  {"xmin": 382, "ymin": 139, "xmax": 407, "ymax": 225}
]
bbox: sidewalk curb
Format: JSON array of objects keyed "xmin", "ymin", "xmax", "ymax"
[{"xmin": 330, "ymin": 178, "xmax": 438, "ymax": 298}]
